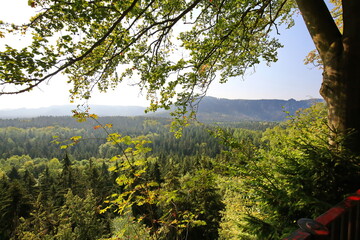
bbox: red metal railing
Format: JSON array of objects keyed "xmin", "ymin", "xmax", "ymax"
[{"xmin": 284, "ymin": 189, "xmax": 360, "ymax": 240}]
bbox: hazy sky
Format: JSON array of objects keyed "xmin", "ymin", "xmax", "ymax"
[{"xmin": 0, "ymin": 1, "xmax": 322, "ymax": 110}]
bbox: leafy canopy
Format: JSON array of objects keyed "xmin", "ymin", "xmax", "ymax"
[{"xmin": 0, "ymin": 0, "xmax": 294, "ymax": 112}]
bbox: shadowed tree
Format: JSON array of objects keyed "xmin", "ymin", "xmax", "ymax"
[
  {"xmin": 296, "ymin": 0, "xmax": 360, "ymax": 151},
  {"xmin": 0, "ymin": 180, "xmax": 32, "ymax": 240},
  {"xmin": 59, "ymin": 153, "xmax": 73, "ymax": 189},
  {"xmin": 7, "ymin": 166, "xmax": 21, "ymax": 180}
]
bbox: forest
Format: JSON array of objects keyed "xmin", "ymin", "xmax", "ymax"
[
  {"xmin": 1, "ymin": 0, "xmax": 360, "ymax": 239},
  {"xmin": 1, "ymin": 103, "xmax": 359, "ymax": 240}
]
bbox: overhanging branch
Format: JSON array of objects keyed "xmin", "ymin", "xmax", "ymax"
[{"xmin": 295, "ymin": 0, "xmax": 342, "ymax": 60}]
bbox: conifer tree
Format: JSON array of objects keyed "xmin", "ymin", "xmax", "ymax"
[
  {"xmin": 0, "ymin": 181, "xmax": 32, "ymax": 240},
  {"xmin": 54, "ymin": 189, "xmax": 107, "ymax": 240}
]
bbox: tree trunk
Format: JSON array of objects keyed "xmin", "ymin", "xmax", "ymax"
[
  {"xmin": 321, "ymin": 42, "xmax": 360, "ymax": 152},
  {"xmin": 296, "ymin": 0, "xmax": 360, "ymax": 153}
]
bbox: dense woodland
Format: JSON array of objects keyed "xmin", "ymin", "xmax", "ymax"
[
  {"xmin": 0, "ymin": 103, "xmax": 359, "ymax": 240},
  {"xmin": 0, "ymin": 116, "xmax": 224, "ymax": 159},
  {"xmin": 1, "ymin": 0, "xmax": 360, "ymax": 239}
]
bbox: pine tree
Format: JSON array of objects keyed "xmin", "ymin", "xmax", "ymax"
[
  {"xmin": 7, "ymin": 166, "xmax": 21, "ymax": 180},
  {"xmin": 54, "ymin": 189, "xmax": 107, "ymax": 240},
  {"xmin": 0, "ymin": 181, "xmax": 33, "ymax": 239}
]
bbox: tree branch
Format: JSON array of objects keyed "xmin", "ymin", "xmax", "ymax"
[
  {"xmin": 0, "ymin": 0, "xmax": 141, "ymax": 95},
  {"xmin": 295, "ymin": 0, "xmax": 341, "ymax": 60}
]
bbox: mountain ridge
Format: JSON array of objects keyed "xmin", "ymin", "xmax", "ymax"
[
  {"xmin": 0, "ymin": 96, "xmax": 323, "ymax": 121},
  {"xmin": 194, "ymin": 97, "xmax": 323, "ymax": 121}
]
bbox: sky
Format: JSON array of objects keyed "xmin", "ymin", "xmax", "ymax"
[{"xmin": 0, "ymin": 1, "xmax": 323, "ymax": 110}]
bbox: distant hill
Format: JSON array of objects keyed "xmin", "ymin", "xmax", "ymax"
[
  {"xmin": 0, "ymin": 105, "xmax": 146, "ymax": 118},
  {"xmin": 195, "ymin": 97, "xmax": 324, "ymax": 122},
  {"xmin": 0, "ymin": 97, "xmax": 323, "ymax": 121}
]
